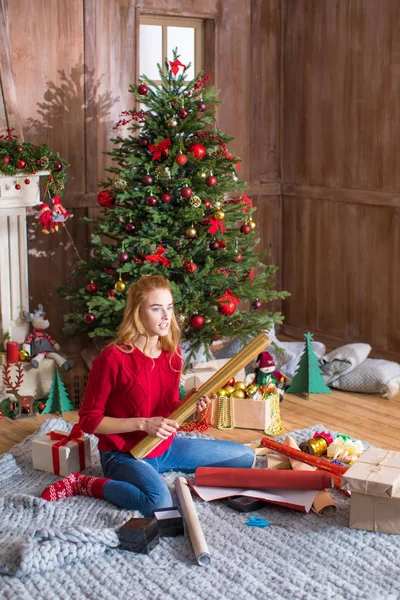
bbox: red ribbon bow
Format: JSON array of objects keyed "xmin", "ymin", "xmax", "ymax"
[
  {"xmin": 169, "ymin": 59, "xmax": 187, "ymax": 75},
  {"xmin": 207, "ymin": 216, "xmax": 227, "ymax": 235},
  {"xmin": 241, "ymin": 192, "xmax": 253, "ymax": 212},
  {"xmin": 46, "ymin": 424, "xmax": 86, "ymax": 476},
  {"xmin": 217, "ymin": 289, "xmax": 240, "ymax": 306},
  {"xmin": 149, "ymin": 138, "xmax": 171, "ymax": 161},
  {"xmin": 144, "ymin": 246, "xmax": 171, "ymax": 268}
]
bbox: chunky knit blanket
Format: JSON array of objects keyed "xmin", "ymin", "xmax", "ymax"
[{"xmin": 1, "ymin": 419, "xmax": 400, "ymax": 600}]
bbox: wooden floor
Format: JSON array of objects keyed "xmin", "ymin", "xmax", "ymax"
[{"xmin": 1, "ymin": 388, "xmax": 399, "ymax": 454}]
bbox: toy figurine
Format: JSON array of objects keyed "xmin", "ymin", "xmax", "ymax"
[
  {"xmin": 244, "ymin": 351, "xmax": 285, "ymax": 399},
  {"xmin": 51, "ymin": 195, "xmax": 73, "ymax": 231},
  {"xmin": 23, "ymin": 304, "xmax": 71, "ymax": 370},
  {"xmin": 37, "ymin": 203, "xmax": 55, "ymax": 234}
]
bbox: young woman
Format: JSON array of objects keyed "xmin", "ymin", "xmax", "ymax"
[{"xmin": 41, "ymin": 275, "xmax": 254, "ymax": 516}]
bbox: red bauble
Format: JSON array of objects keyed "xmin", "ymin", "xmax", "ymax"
[
  {"xmin": 0, "ymin": 410, "xmax": 2, "ymax": 420},
  {"xmin": 84, "ymin": 312, "xmax": 95, "ymax": 323},
  {"xmin": 138, "ymin": 138, "xmax": 149, "ymax": 147},
  {"xmin": 185, "ymin": 262, "xmax": 197, "ymax": 274},
  {"xmin": 97, "ymin": 190, "xmax": 115, "ymax": 207},
  {"xmin": 16, "ymin": 145, "xmax": 23, "ymax": 152},
  {"xmin": 146, "ymin": 195, "xmax": 157, "ymax": 206},
  {"xmin": 16, "ymin": 159, "xmax": 26, "ymax": 170},
  {"xmin": 206, "ymin": 175, "xmax": 217, "ymax": 186},
  {"xmin": 225, "ymin": 377, "xmax": 235, "ymax": 386},
  {"xmin": 218, "ymin": 240, "xmax": 227, "ymax": 249},
  {"xmin": 218, "ymin": 301, "xmax": 236, "ymax": 316},
  {"xmin": 240, "ymin": 224, "xmax": 251, "ymax": 234},
  {"xmin": 3, "ymin": 156, "xmax": 10, "ymax": 164},
  {"xmin": 190, "ymin": 314, "xmax": 205, "ymax": 329},
  {"xmin": 252, "ymin": 299, "xmax": 262, "ymax": 310},
  {"xmin": 38, "ymin": 403, "xmax": 45, "ymax": 411},
  {"xmin": 181, "ymin": 186, "xmax": 192, "ymax": 198},
  {"xmin": 209, "ymin": 241, "xmax": 220, "ymax": 251},
  {"xmin": 201, "ymin": 217, "xmax": 209, "ymax": 226},
  {"xmin": 125, "ymin": 222, "xmax": 136, "ymax": 232},
  {"xmin": 138, "ymin": 84, "xmax": 148, "ymax": 95},
  {"xmin": 142, "ymin": 175, "xmax": 153, "ymax": 185},
  {"xmin": 202, "ymin": 199, "xmax": 211, "ymax": 209},
  {"xmin": 53, "ymin": 161, "xmax": 63, "ymax": 171},
  {"xmin": 235, "ymin": 253, "xmax": 243, "ymax": 262},
  {"xmin": 175, "ymin": 153, "xmax": 188, "ymax": 166},
  {"xmin": 178, "ymin": 108, "xmax": 188, "ymax": 119},
  {"xmin": 86, "ymin": 282, "xmax": 97, "ymax": 293},
  {"xmin": 24, "ymin": 178, "xmax": 30, "ymax": 184},
  {"xmin": 161, "ymin": 192, "xmax": 172, "ymax": 203},
  {"xmin": 119, "ymin": 252, "xmax": 129, "ymax": 262},
  {"xmin": 188, "ymin": 143, "xmax": 206, "ymax": 159},
  {"xmin": 15, "ymin": 184, "xmax": 21, "ymax": 190},
  {"xmin": 197, "ymin": 101, "xmax": 207, "ymax": 111}
]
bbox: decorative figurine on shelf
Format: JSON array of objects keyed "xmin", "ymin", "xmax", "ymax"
[
  {"xmin": 23, "ymin": 304, "xmax": 71, "ymax": 371},
  {"xmin": 51, "ymin": 195, "xmax": 73, "ymax": 231},
  {"xmin": 244, "ymin": 351, "xmax": 286, "ymax": 400},
  {"xmin": 36, "ymin": 203, "xmax": 55, "ymax": 234}
]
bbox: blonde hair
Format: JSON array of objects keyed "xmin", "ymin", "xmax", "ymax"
[{"xmin": 113, "ymin": 275, "xmax": 182, "ymax": 367}]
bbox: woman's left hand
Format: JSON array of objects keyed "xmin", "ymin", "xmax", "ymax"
[{"xmin": 196, "ymin": 394, "xmax": 213, "ymax": 414}]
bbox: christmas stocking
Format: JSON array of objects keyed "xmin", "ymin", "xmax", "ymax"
[{"xmin": 41, "ymin": 472, "xmax": 110, "ymax": 502}]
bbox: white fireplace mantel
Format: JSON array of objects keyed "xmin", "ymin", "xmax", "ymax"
[{"xmin": 0, "ymin": 170, "xmax": 50, "ymax": 344}]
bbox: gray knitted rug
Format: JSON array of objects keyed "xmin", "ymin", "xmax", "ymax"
[{"xmin": 1, "ymin": 420, "xmax": 400, "ymax": 600}]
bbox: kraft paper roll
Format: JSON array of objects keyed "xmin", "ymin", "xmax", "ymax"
[
  {"xmin": 130, "ymin": 332, "xmax": 269, "ymax": 459},
  {"xmin": 285, "ymin": 435, "xmax": 337, "ymax": 517},
  {"xmin": 195, "ymin": 467, "xmax": 334, "ymax": 490},
  {"xmin": 174, "ymin": 476, "xmax": 210, "ymax": 567}
]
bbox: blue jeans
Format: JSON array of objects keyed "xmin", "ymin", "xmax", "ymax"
[{"xmin": 100, "ymin": 437, "xmax": 255, "ymax": 517}]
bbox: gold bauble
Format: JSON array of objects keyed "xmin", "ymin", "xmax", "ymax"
[
  {"xmin": 223, "ymin": 385, "xmax": 236, "ymax": 396},
  {"xmin": 234, "ymin": 389, "xmax": 246, "ymax": 399},
  {"xmin": 248, "ymin": 219, "xmax": 256, "ymax": 230},
  {"xmin": 214, "ymin": 201, "xmax": 222, "ymax": 209},
  {"xmin": 189, "ymin": 195, "xmax": 202, "ymax": 208},
  {"xmin": 18, "ymin": 350, "xmax": 29, "ymax": 362},
  {"xmin": 233, "ymin": 381, "xmax": 247, "ymax": 391},
  {"xmin": 112, "ymin": 176, "xmax": 127, "ymax": 191},
  {"xmin": 167, "ymin": 118, "xmax": 178, "ymax": 128},
  {"xmin": 214, "ymin": 210, "xmax": 225, "ymax": 221},
  {"xmin": 216, "ymin": 388, "xmax": 227, "ymax": 397},
  {"xmin": 176, "ymin": 313, "xmax": 189, "ymax": 327},
  {"xmin": 246, "ymin": 384, "xmax": 259, "ymax": 397},
  {"xmin": 185, "ymin": 226, "xmax": 197, "ymax": 238},
  {"xmin": 114, "ymin": 278, "xmax": 126, "ymax": 292}
]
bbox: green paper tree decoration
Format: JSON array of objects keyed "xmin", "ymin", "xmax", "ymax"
[
  {"xmin": 42, "ymin": 369, "xmax": 74, "ymax": 415},
  {"xmin": 286, "ymin": 332, "xmax": 331, "ymax": 398}
]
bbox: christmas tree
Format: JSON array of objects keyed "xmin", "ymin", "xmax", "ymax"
[
  {"xmin": 42, "ymin": 369, "xmax": 74, "ymax": 415},
  {"xmin": 61, "ymin": 51, "xmax": 288, "ymax": 360},
  {"xmin": 286, "ymin": 333, "xmax": 331, "ymax": 398}
]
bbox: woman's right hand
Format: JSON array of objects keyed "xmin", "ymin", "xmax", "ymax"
[{"xmin": 142, "ymin": 417, "xmax": 179, "ymax": 439}]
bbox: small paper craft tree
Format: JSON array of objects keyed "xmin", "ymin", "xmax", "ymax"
[
  {"xmin": 286, "ymin": 332, "xmax": 331, "ymax": 398},
  {"xmin": 42, "ymin": 369, "xmax": 74, "ymax": 415}
]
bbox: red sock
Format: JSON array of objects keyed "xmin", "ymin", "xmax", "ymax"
[{"xmin": 41, "ymin": 472, "xmax": 110, "ymax": 502}]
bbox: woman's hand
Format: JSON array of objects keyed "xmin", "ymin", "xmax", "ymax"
[
  {"xmin": 195, "ymin": 393, "xmax": 214, "ymax": 415},
  {"xmin": 142, "ymin": 416, "xmax": 179, "ymax": 440}
]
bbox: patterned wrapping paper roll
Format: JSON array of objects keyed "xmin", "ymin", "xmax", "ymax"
[
  {"xmin": 194, "ymin": 467, "xmax": 334, "ymax": 490},
  {"xmin": 130, "ymin": 332, "xmax": 270, "ymax": 460},
  {"xmin": 285, "ymin": 435, "xmax": 337, "ymax": 516}
]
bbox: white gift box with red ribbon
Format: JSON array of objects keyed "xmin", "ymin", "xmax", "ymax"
[{"xmin": 32, "ymin": 424, "xmax": 91, "ymax": 476}]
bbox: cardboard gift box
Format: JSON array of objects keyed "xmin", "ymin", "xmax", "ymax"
[
  {"xmin": 349, "ymin": 489, "xmax": 400, "ymax": 534},
  {"xmin": 211, "ymin": 394, "xmax": 272, "ymax": 431},
  {"xmin": 341, "ymin": 446, "xmax": 400, "ymax": 497},
  {"xmin": 181, "ymin": 358, "xmax": 246, "ymax": 396},
  {"xmin": 32, "ymin": 424, "xmax": 91, "ymax": 477}
]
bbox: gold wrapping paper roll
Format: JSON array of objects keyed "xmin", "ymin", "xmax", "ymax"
[
  {"xmin": 130, "ymin": 332, "xmax": 270, "ymax": 459},
  {"xmin": 285, "ymin": 435, "xmax": 337, "ymax": 516}
]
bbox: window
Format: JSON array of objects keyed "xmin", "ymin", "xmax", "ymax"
[{"xmin": 139, "ymin": 16, "xmax": 204, "ymax": 83}]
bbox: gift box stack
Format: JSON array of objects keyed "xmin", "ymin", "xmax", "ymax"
[
  {"xmin": 341, "ymin": 446, "xmax": 400, "ymax": 534},
  {"xmin": 32, "ymin": 424, "xmax": 91, "ymax": 476}
]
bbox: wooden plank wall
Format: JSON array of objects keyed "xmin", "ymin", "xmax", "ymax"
[
  {"xmin": 0, "ymin": 0, "xmax": 282, "ymax": 359},
  {"xmin": 2, "ymin": 0, "xmax": 399, "ymax": 361},
  {"xmin": 281, "ymin": 0, "xmax": 400, "ymax": 360}
]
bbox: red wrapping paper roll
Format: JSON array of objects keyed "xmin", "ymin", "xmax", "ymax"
[{"xmin": 194, "ymin": 467, "xmax": 334, "ymax": 490}]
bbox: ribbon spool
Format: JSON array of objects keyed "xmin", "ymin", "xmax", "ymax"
[{"xmin": 299, "ymin": 436, "xmax": 329, "ymax": 457}]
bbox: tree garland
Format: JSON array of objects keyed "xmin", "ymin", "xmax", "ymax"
[{"xmin": 0, "ymin": 128, "xmax": 68, "ymax": 197}]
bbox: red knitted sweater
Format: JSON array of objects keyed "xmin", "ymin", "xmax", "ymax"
[{"xmin": 78, "ymin": 345, "xmax": 182, "ymax": 458}]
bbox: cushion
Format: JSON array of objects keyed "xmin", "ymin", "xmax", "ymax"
[
  {"xmin": 320, "ymin": 343, "xmax": 371, "ymax": 385},
  {"xmin": 330, "ymin": 358, "xmax": 400, "ymax": 398}
]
